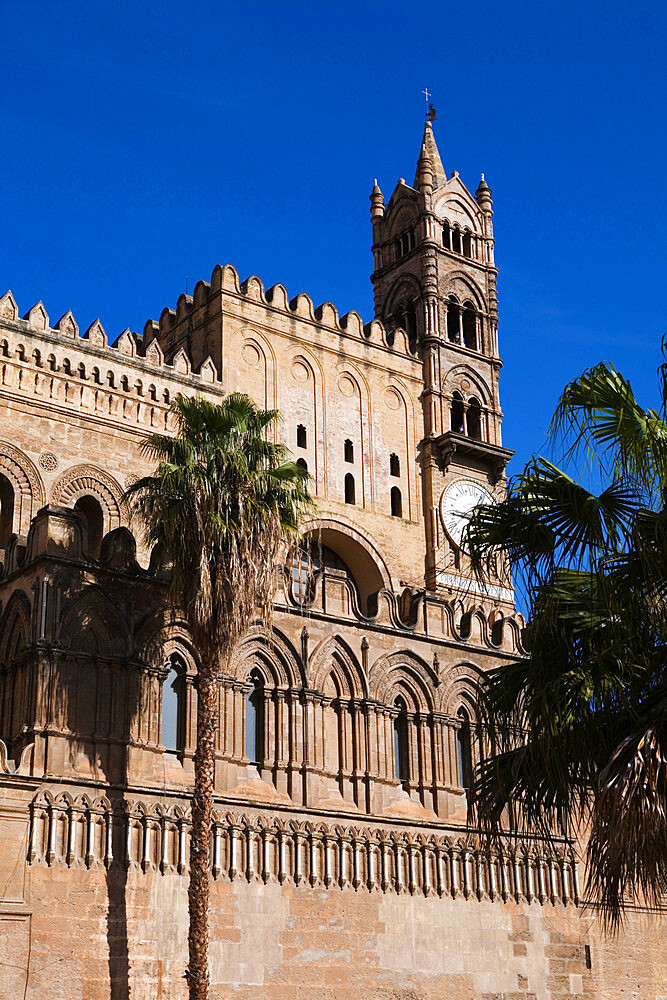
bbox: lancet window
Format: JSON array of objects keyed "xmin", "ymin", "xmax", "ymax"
[
  {"xmin": 393, "ymin": 697, "xmax": 409, "ymax": 788},
  {"xmin": 161, "ymin": 656, "xmax": 186, "ymax": 753},
  {"xmin": 245, "ymin": 670, "xmax": 265, "ymax": 765},
  {"xmin": 456, "ymin": 707, "xmax": 473, "ymax": 791}
]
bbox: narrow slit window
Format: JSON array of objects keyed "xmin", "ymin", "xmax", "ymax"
[
  {"xmin": 344, "ymin": 439, "xmax": 354, "ymax": 463},
  {"xmin": 389, "ymin": 453, "xmax": 400, "ymax": 477},
  {"xmin": 296, "ymin": 424, "xmax": 307, "ymax": 449},
  {"xmin": 344, "ymin": 473, "xmax": 356, "ymax": 505},
  {"xmin": 391, "ymin": 486, "xmax": 402, "ymax": 518}
]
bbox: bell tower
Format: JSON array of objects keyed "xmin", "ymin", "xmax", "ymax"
[{"xmin": 370, "ymin": 120, "xmax": 514, "ymax": 604}]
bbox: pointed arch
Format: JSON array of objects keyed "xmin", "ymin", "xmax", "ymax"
[
  {"xmin": 309, "ymin": 635, "xmax": 367, "ymax": 699},
  {"xmin": 442, "ymin": 365, "xmax": 493, "ymax": 408},
  {"xmin": 58, "ymin": 587, "xmax": 129, "ymax": 658},
  {"xmin": 369, "ymin": 650, "xmax": 438, "ymax": 712},
  {"xmin": 440, "ymin": 661, "xmax": 485, "ymax": 716},
  {"xmin": 0, "ymin": 590, "xmax": 31, "ymax": 660},
  {"xmin": 442, "ymin": 271, "xmax": 486, "ymax": 313},
  {"xmin": 135, "ymin": 610, "xmax": 199, "ymax": 672},
  {"xmin": 229, "ymin": 624, "xmax": 303, "ymax": 688}
]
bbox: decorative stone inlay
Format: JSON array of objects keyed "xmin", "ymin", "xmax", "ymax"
[{"xmin": 39, "ymin": 452, "xmax": 58, "ymax": 472}]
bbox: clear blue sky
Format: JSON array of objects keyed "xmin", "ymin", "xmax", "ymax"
[{"xmin": 1, "ymin": 0, "xmax": 665, "ymax": 475}]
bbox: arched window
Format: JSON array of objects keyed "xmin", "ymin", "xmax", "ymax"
[
  {"xmin": 389, "ymin": 453, "xmax": 400, "ymax": 477},
  {"xmin": 391, "ymin": 486, "xmax": 402, "ymax": 518},
  {"xmin": 296, "ymin": 424, "xmax": 307, "ymax": 449},
  {"xmin": 245, "ymin": 670, "xmax": 264, "ymax": 764},
  {"xmin": 74, "ymin": 495, "xmax": 104, "ymax": 559},
  {"xmin": 289, "ymin": 546, "xmax": 314, "ymax": 604},
  {"xmin": 0, "ymin": 474, "xmax": 15, "ymax": 550},
  {"xmin": 456, "ymin": 707, "xmax": 473, "ymax": 791},
  {"xmin": 405, "ymin": 299, "xmax": 417, "ymax": 350},
  {"xmin": 442, "ymin": 221, "xmax": 451, "ymax": 250},
  {"xmin": 344, "ymin": 439, "xmax": 354, "ymax": 463},
  {"xmin": 446, "ymin": 297, "xmax": 460, "ymax": 343},
  {"xmin": 462, "ymin": 303, "xmax": 477, "ymax": 350},
  {"xmin": 344, "ymin": 473, "xmax": 356, "ymax": 505},
  {"xmin": 161, "ymin": 657, "xmax": 185, "ymax": 752},
  {"xmin": 451, "ymin": 227, "xmax": 462, "ymax": 255},
  {"xmin": 393, "ymin": 697, "xmax": 409, "ymax": 787},
  {"xmin": 462, "ymin": 231, "xmax": 472, "ymax": 258},
  {"xmin": 466, "ymin": 397, "xmax": 482, "ymax": 440},
  {"xmin": 296, "ymin": 457, "xmax": 308, "ymax": 472},
  {"xmin": 451, "ymin": 391, "xmax": 465, "ymax": 434}
]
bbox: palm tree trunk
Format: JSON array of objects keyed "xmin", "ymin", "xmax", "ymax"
[{"xmin": 187, "ymin": 667, "xmax": 218, "ymax": 1000}]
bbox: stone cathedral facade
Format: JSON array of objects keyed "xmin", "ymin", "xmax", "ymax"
[{"xmin": 0, "ymin": 124, "xmax": 663, "ymax": 999}]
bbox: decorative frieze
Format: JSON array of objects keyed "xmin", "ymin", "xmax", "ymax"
[{"xmin": 28, "ymin": 791, "xmax": 579, "ymax": 908}]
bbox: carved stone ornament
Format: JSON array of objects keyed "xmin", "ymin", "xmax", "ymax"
[{"xmin": 39, "ymin": 452, "xmax": 59, "ymax": 472}]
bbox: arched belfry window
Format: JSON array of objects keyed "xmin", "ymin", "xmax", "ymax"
[
  {"xmin": 462, "ymin": 231, "xmax": 472, "ymax": 258},
  {"xmin": 442, "ymin": 221, "xmax": 451, "ymax": 250},
  {"xmin": 296, "ymin": 424, "xmax": 307, "ymax": 449},
  {"xmin": 467, "ymin": 397, "xmax": 482, "ymax": 440},
  {"xmin": 344, "ymin": 473, "xmax": 356, "ymax": 505},
  {"xmin": 391, "ymin": 486, "xmax": 402, "ymax": 518},
  {"xmin": 162, "ymin": 656, "xmax": 185, "ymax": 753},
  {"xmin": 344, "ymin": 439, "xmax": 354, "ymax": 463},
  {"xmin": 457, "ymin": 707, "xmax": 473, "ymax": 791},
  {"xmin": 451, "ymin": 227, "xmax": 462, "ymax": 255},
  {"xmin": 393, "ymin": 697, "xmax": 409, "ymax": 788},
  {"xmin": 451, "ymin": 391, "xmax": 465, "ymax": 434},
  {"xmin": 389, "ymin": 453, "xmax": 400, "ymax": 477},
  {"xmin": 0, "ymin": 474, "xmax": 15, "ymax": 550},
  {"xmin": 446, "ymin": 296, "xmax": 460, "ymax": 343},
  {"xmin": 245, "ymin": 670, "xmax": 265, "ymax": 765},
  {"xmin": 462, "ymin": 303, "xmax": 477, "ymax": 350},
  {"xmin": 74, "ymin": 494, "xmax": 104, "ymax": 559}
]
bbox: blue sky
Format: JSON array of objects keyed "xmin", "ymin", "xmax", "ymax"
[{"xmin": 1, "ymin": 0, "xmax": 665, "ymax": 476}]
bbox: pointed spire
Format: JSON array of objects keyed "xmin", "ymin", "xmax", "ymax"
[{"xmin": 414, "ymin": 120, "xmax": 446, "ymax": 190}]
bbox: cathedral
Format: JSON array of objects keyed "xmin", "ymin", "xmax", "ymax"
[{"xmin": 0, "ymin": 122, "xmax": 663, "ymax": 999}]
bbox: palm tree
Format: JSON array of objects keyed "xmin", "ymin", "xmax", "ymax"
[
  {"xmin": 126, "ymin": 393, "xmax": 313, "ymax": 999},
  {"xmin": 464, "ymin": 343, "xmax": 667, "ymax": 927}
]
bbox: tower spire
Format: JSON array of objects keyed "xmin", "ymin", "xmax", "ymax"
[{"xmin": 414, "ymin": 120, "xmax": 446, "ymax": 191}]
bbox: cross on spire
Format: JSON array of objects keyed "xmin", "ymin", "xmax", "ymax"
[{"xmin": 422, "ymin": 87, "xmax": 431, "ymax": 105}]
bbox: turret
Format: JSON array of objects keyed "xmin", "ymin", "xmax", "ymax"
[{"xmin": 475, "ymin": 174, "xmax": 493, "ymax": 214}]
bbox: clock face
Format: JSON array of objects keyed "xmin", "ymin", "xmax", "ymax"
[{"xmin": 440, "ymin": 479, "xmax": 494, "ymax": 551}]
